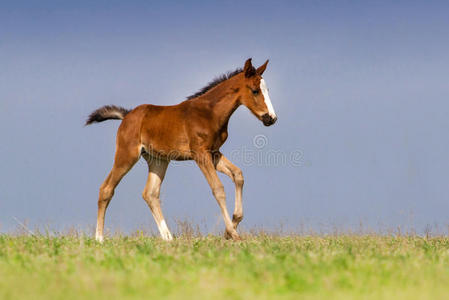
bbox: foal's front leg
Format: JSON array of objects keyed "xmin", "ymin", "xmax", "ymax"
[
  {"xmin": 215, "ymin": 155, "xmax": 244, "ymax": 232},
  {"xmin": 195, "ymin": 152, "xmax": 240, "ymax": 240}
]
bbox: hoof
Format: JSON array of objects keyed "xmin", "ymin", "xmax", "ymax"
[
  {"xmin": 161, "ymin": 232, "xmax": 174, "ymax": 241},
  {"xmin": 224, "ymin": 230, "xmax": 241, "ymax": 241},
  {"xmin": 232, "ymin": 214, "xmax": 243, "ymax": 226}
]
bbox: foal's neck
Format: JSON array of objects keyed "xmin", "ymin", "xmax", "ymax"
[{"xmin": 194, "ymin": 78, "xmax": 241, "ymax": 128}]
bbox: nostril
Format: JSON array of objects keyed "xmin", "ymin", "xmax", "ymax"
[
  {"xmin": 261, "ymin": 113, "xmax": 277, "ymax": 126},
  {"xmin": 262, "ymin": 113, "xmax": 271, "ymax": 122}
]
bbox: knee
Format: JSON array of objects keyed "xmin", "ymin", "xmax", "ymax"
[
  {"xmin": 212, "ymin": 185, "xmax": 225, "ymax": 200},
  {"xmin": 142, "ymin": 189, "xmax": 159, "ymax": 205},
  {"xmin": 99, "ymin": 184, "xmax": 114, "ymax": 202},
  {"xmin": 234, "ymin": 169, "xmax": 244, "ymax": 186}
]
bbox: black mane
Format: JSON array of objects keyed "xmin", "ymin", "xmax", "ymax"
[{"xmin": 186, "ymin": 68, "xmax": 243, "ymax": 100}]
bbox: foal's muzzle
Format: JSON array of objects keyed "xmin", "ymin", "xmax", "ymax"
[{"xmin": 262, "ymin": 113, "xmax": 277, "ymax": 126}]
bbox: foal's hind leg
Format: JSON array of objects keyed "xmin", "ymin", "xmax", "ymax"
[
  {"xmin": 95, "ymin": 146, "xmax": 139, "ymax": 243},
  {"xmin": 215, "ymin": 155, "xmax": 244, "ymax": 232},
  {"xmin": 142, "ymin": 156, "xmax": 173, "ymax": 241}
]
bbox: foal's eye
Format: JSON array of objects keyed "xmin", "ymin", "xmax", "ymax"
[{"xmin": 252, "ymin": 89, "xmax": 259, "ymax": 95}]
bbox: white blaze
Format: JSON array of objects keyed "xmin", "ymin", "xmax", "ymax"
[{"xmin": 260, "ymin": 78, "xmax": 276, "ymax": 119}]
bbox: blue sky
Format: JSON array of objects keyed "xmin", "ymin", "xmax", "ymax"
[{"xmin": 1, "ymin": 1, "xmax": 449, "ymax": 234}]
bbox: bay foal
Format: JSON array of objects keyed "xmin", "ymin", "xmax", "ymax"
[{"xmin": 86, "ymin": 58, "xmax": 277, "ymax": 242}]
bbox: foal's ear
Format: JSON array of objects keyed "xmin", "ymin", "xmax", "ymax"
[
  {"xmin": 256, "ymin": 60, "xmax": 269, "ymax": 75},
  {"xmin": 243, "ymin": 58, "xmax": 256, "ymax": 78}
]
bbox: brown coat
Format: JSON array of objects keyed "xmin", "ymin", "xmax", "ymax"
[{"xmin": 86, "ymin": 58, "xmax": 277, "ymax": 241}]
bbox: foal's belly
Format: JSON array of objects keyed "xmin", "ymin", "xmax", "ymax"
[
  {"xmin": 140, "ymin": 130, "xmax": 192, "ymax": 161},
  {"xmin": 141, "ymin": 141, "xmax": 193, "ymax": 161}
]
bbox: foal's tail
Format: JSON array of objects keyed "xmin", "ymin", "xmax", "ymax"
[{"xmin": 85, "ymin": 105, "xmax": 131, "ymax": 125}]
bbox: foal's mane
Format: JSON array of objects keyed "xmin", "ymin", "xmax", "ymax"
[{"xmin": 186, "ymin": 68, "xmax": 243, "ymax": 100}]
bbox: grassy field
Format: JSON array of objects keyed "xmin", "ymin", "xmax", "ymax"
[{"xmin": 1, "ymin": 233, "xmax": 449, "ymax": 299}]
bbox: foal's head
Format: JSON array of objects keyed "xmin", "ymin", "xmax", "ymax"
[{"xmin": 237, "ymin": 58, "xmax": 277, "ymax": 126}]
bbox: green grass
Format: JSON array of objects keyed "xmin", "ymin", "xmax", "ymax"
[{"xmin": 1, "ymin": 234, "xmax": 449, "ymax": 299}]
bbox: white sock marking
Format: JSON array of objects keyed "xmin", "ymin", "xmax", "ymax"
[
  {"xmin": 159, "ymin": 220, "xmax": 173, "ymax": 241},
  {"xmin": 95, "ymin": 233, "xmax": 104, "ymax": 243}
]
